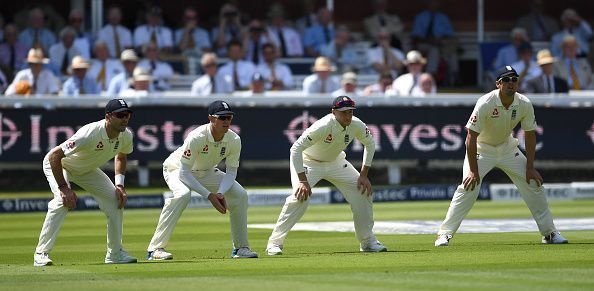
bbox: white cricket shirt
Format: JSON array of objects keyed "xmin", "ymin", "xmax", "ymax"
[
  {"xmin": 466, "ymin": 89, "xmax": 537, "ymax": 146},
  {"xmin": 60, "ymin": 120, "xmax": 133, "ymax": 174}
]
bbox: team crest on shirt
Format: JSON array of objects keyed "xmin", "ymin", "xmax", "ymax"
[
  {"xmin": 201, "ymin": 145, "xmax": 209, "ymax": 154},
  {"xmin": 324, "ymin": 134, "xmax": 333, "ymax": 143},
  {"xmin": 220, "ymin": 147, "xmax": 226, "ymax": 157},
  {"xmin": 344, "ymin": 134, "xmax": 350, "ymax": 144},
  {"xmin": 67, "ymin": 141, "xmax": 75, "ymax": 149},
  {"xmin": 95, "ymin": 141, "xmax": 104, "ymax": 151},
  {"xmin": 491, "ymin": 108, "xmax": 500, "ymax": 118},
  {"xmin": 182, "ymin": 149, "xmax": 192, "ymax": 159},
  {"xmin": 511, "ymin": 109, "xmax": 517, "ymax": 120}
]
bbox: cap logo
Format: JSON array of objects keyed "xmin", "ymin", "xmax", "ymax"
[
  {"xmin": 222, "ymin": 102, "xmax": 229, "ymax": 109},
  {"xmin": 118, "ymin": 99, "xmax": 126, "ymax": 106},
  {"xmin": 506, "ymin": 65, "xmax": 512, "ymax": 71}
]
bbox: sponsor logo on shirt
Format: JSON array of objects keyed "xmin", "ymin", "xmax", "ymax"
[
  {"xmin": 201, "ymin": 145, "xmax": 209, "ymax": 154},
  {"xmin": 491, "ymin": 108, "xmax": 499, "ymax": 118},
  {"xmin": 67, "ymin": 141, "xmax": 76, "ymax": 149},
  {"xmin": 324, "ymin": 134, "xmax": 333, "ymax": 143},
  {"xmin": 95, "ymin": 141, "xmax": 104, "ymax": 151},
  {"xmin": 182, "ymin": 149, "xmax": 192, "ymax": 159},
  {"xmin": 470, "ymin": 115, "xmax": 477, "ymax": 124},
  {"xmin": 365, "ymin": 128, "xmax": 371, "ymax": 137}
]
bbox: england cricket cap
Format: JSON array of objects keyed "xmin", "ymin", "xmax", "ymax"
[
  {"xmin": 105, "ymin": 99, "xmax": 132, "ymax": 113},
  {"xmin": 208, "ymin": 100, "xmax": 234, "ymax": 115},
  {"xmin": 496, "ymin": 66, "xmax": 519, "ymax": 80},
  {"xmin": 332, "ymin": 96, "xmax": 356, "ymax": 111}
]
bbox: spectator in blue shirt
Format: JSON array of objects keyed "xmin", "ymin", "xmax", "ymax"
[
  {"xmin": 62, "ymin": 56, "xmax": 100, "ymax": 96},
  {"xmin": 175, "ymin": 7, "xmax": 212, "ymax": 56},
  {"xmin": 550, "ymin": 8, "xmax": 592, "ymax": 58},
  {"xmin": 492, "ymin": 28, "xmax": 529, "ymax": 71},
  {"xmin": 320, "ymin": 25, "xmax": 359, "ymax": 73},
  {"xmin": 303, "ymin": 7, "xmax": 334, "ymax": 57},
  {"xmin": 17, "ymin": 7, "xmax": 57, "ymax": 54}
]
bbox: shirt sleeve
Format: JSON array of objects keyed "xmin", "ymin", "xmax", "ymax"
[
  {"xmin": 225, "ymin": 136, "xmax": 241, "ymax": 168},
  {"xmin": 520, "ymin": 101, "xmax": 537, "ymax": 131},
  {"xmin": 355, "ymin": 122, "xmax": 376, "ymax": 167},
  {"xmin": 179, "ymin": 134, "xmax": 199, "ymax": 167},
  {"xmin": 120, "ymin": 129, "xmax": 134, "ymax": 154},
  {"xmin": 217, "ymin": 166, "xmax": 237, "ymax": 194},
  {"xmin": 60, "ymin": 124, "xmax": 93, "ymax": 156},
  {"xmin": 465, "ymin": 102, "xmax": 483, "ymax": 133},
  {"xmin": 179, "ymin": 163, "xmax": 211, "ymax": 197},
  {"xmin": 289, "ymin": 124, "xmax": 323, "ymax": 173}
]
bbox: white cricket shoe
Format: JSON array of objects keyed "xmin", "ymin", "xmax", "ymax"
[
  {"xmin": 231, "ymin": 247, "xmax": 258, "ymax": 258},
  {"xmin": 542, "ymin": 231, "xmax": 569, "ymax": 244},
  {"xmin": 266, "ymin": 245, "xmax": 283, "ymax": 256},
  {"xmin": 34, "ymin": 252, "xmax": 53, "ymax": 267},
  {"xmin": 435, "ymin": 234, "xmax": 452, "ymax": 247},
  {"xmin": 360, "ymin": 241, "xmax": 388, "ymax": 252},
  {"xmin": 147, "ymin": 248, "xmax": 173, "ymax": 260},
  {"xmin": 105, "ymin": 249, "xmax": 137, "ymax": 264}
]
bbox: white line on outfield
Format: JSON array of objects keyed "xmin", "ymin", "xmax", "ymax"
[{"xmin": 249, "ymin": 218, "xmax": 594, "ymax": 234}]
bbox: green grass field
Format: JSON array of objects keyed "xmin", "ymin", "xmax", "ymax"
[{"xmin": 1, "ymin": 200, "xmax": 594, "ymax": 290}]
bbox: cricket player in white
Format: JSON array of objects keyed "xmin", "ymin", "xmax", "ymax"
[
  {"xmin": 435, "ymin": 66, "xmax": 568, "ymax": 247},
  {"xmin": 147, "ymin": 100, "xmax": 258, "ymax": 260},
  {"xmin": 266, "ymin": 96, "xmax": 387, "ymax": 255},
  {"xmin": 34, "ymin": 99, "xmax": 137, "ymax": 266}
]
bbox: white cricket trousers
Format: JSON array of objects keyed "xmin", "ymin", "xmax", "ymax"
[
  {"xmin": 438, "ymin": 138, "xmax": 557, "ymax": 236},
  {"xmin": 147, "ymin": 167, "xmax": 249, "ymax": 252},
  {"xmin": 36, "ymin": 155, "xmax": 123, "ymax": 255},
  {"xmin": 267, "ymin": 155, "xmax": 377, "ymax": 247}
]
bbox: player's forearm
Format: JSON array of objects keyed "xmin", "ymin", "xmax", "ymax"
[
  {"xmin": 362, "ymin": 144, "xmax": 375, "ymax": 167},
  {"xmin": 360, "ymin": 165, "xmax": 370, "ymax": 178},
  {"xmin": 217, "ymin": 167, "xmax": 238, "ymax": 194},
  {"xmin": 48, "ymin": 146, "xmax": 67, "ymax": 186},
  {"xmin": 465, "ymin": 133, "xmax": 479, "ymax": 173},
  {"xmin": 524, "ymin": 130, "xmax": 537, "ymax": 169},
  {"xmin": 114, "ymin": 155, "xmax": 127, "ymax": 175}
]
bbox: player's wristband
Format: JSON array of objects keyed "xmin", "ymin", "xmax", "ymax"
[{"xmin": 115, "ymin": 174, "xmax": 125, "ymax": 187}]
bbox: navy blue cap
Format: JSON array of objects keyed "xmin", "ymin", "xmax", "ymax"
[
  {"xmin": 105, "ymin": 99, "xmax": 132, "ymax": 113},
  {"xmin": 208, "ymin": 100, "xmax": 234, "ymax": 115},
  {"xmin": 496, "ymin": 66, "xmax": 519, "ymax": 80},
  {"xmin": 252, "ymin": 72, "xmax": 265, "ymax": 82}
]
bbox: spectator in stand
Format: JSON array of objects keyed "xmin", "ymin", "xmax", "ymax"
[
  {"xmin": 332, "ymin": 72, "xmax": 362, "ymax": 97},
  {"xmin": 62, "ymin": 56, "xmax": 100, "ymax": 96},
  {"xmin": 320, "ymin": 25, "xmax": 358, "ymax": 73},
  {"xmin": 5, "ymin": 48, "xmax": 58, "ymax": 96},
  {"xmin": 120, "ymin": 67, "xmax": 154, "ymax": 97},
  {"xmin": 267, "ymin": 3, "xmax": 304, "ymax": 58},
  {"xmin": 367, "ymin": 28, "xmax": 405, "ymax": 76},
  {"xmin": 133, "ymin": 7, "xmax": 174, "ymax": 53},
  {"xmin": 137, "ymin": 42, "xmax": 174, "ymax": 91},
  {"xmin": 49, "ymin": 26, "xmax": 82, "ymax": 77},
  {"xmin": 553, "ymin": 35, "xmax": 593, "ymax": 90},
  {"xmin": 234, "ymin": 72, "xmax": 267, "ymax": 97},
  {"xmin": 106, "ymin": 49, "xmax": 139, "ymax": 96},
  {"xmin": 302, "ymin": 56, "xmax": 339, "ymax": 94},
  {"xmin": 218, "ymin": 40, "xmax": 256, "ymax": 91},
  {"xmin": 87, "ymin": 41, "xmax": 125, "ymax": 92},
  {"xmin": 191, "ymin": 52, "xmax": 233, "ymax": 96},
  {"xmin": 388, "ymin": 50, "xmax": 426, "ymax": 97},
  {"xmin": 18, "ymin": 8, "xmax": 57, "ymax": 54},
  {"xmin": 97, "ymin": 5, "xmax": 133, "ymax": 58},
  {"xmin": 363, "ymin": 71, "xmax": 393, "ymax": 96},
  {"xmin": 303, "ymin": 7, "xmax": 334, "ymax": 57},
  {"xmin": 510, "ymin": 42, "xmax": 541, "ymax": 91},
  {"xmin": 524, "ymin": 49, "xmax": 568, "ymax": 94},
  {"xmin": 256, "ymin": 43, "xmax": 293, "ymax": 90},
  {"xmin": 243, "ymin": 19, "xmax": 273, "ymax": 65},
  {"xmin": 295, "ymin": 0, "xmax": 319, "ymax": 37},
  {"xmin": 550, "ymin": 9, "xmax": 592, "ymax": 58},
  {"xmin": 410, "ymin": 73, "xmax": 436, "ymax": 97},
  {"xmin": 410, "ymin": 0, "xmax": 458, "ymax": 85},
  {"xmin": 175, "ymin": 7, "xmax": 212, "ymax": 57},
  {"xmin": 492, "ymin": 28, "xmax": 529, "ymax": 71},
  {"xmin": 0, "ymin": 69, "xmax": 7, "ymax": 94},
  {"xmin": 515, "ymin": 0, "xmax": 559, "ymax": 42},
  {"xmin": 0, "ymin": 24, "xmax": 28, "ymax": 79},
  {"xmin": 364, "ymin": 0, "xmax": 404, "ymax": 50},
  {"xmin": 68, "ymin": 8, "xmax": 92, "ymax": 59},
  {"xmin": 212, "ymin": 3, "xmax": 243, "ymax": 57}
]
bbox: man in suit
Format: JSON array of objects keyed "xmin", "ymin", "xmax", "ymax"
[
  {"xmin": 523, "ymin": 49, "xmax": 568, "ymax": 94},
  {"xmin": 552, "ymin": 35, "xmax": 593, "ymax": 90},
  {"xmin": 364, "ymin": 0, "xmax": 404, "ymax": 49}
]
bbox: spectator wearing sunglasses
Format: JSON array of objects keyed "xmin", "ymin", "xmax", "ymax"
[
  {"xmin": 434, "ymin": 66, "xmax": 568, "ymax": 247},
  {"xmin": 34, "ymin": 99, "xmax": 137, "ymax": 266},
  {"xmin": 190, "ymin": 52, "xmax": 233, "ymax": 96},
  {"xmin": 147, "ymin": 100, "xmax": 258, "ymax": 260},
  {"xmin": 266, "ymin": 95, "xmax": 387, "ymax": 255}
]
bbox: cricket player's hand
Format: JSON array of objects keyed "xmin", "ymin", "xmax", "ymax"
[
  {"xmin": 463, "ymin": 170, "xmax": 480, "ymax": 191},
  {"xmin": 294, "ymin": 181, "xmax": 312, "ymax": 202},
  {"xmin": 208, "ymin": 193, "xmax": 227, "ymax": 214},
  {"xmin": 526, "ymin": 168, "xmax": 543, "ymax": 187},
  {"xmin": 115, "ymin": 185, "xmax": 128, "ymax": 209},
  {"xmin": 59, "ymin": 187, "xmax": 77, "ymax": 210},
  {"xmin": 357, "ymin": 175, "xmax": 373, "ymax": 196}
]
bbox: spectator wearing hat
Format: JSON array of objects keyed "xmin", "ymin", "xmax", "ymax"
[
  {"xmin": 388, "ymin": 50, "xmax": 426, "ymax": 96},
  {"xmin": 5, "ymin": 48, "xmax": 58, "ymax": 96},
  {"xmin": 363, "ymin": 71, "xmax": 393, "ymax": 96},
  {"xmin": 364, "ymin": 0, "xmax": 404, "ymax": 49},
  {"xmin": 332, "ymin": 72, "xmax": 362, "ymax": 97},
  {"xmin": 366, "ymin": 28, "xmax": 405, "ymax": 76},
  {"xmin": 137, "ymin": 42, "xmax": 174, "ymax": 91},
  {"xmin": 211, "ymin": 3, "xmax": 244, "ymax": 57},
  {"xmin": 303, "ymin": 7, "xmax": 334, "ymax": 57},
  {"xmin": 510, "ymin": 42, "xmax": 541, "ymax": 90},
  {"xmin": 175, "ymin": 7, "xmax": 212, "ymax": 56},
  {"xmin": 550, "ymin": 9, "xmax": 592, "ymax": 58},
  {"xmin": 524, "ymin": 49, "xmax": 568, "ymax": 94},
  {"xmin": 302, "ymin": 56, "xmax": 340, "ymax": 94},
  {"xmin": 410, "ymin": 73, "xmax": 436, "ymax": 97},
  {"xmin": 87, "ymin": 41, "xmax": 125, "ymax": 91},
  {"xmin": 552, "ymin": 35, "xmax": 593, "ymax": 90},
  {"xmin": 106, "ymin": 49, "xmax": 139, "ymax": 96},
  {"xmin": 0, "ymin": 24, "xmax": 29, "ymax": 80},
  {"xmin": 492, "ymin": 28, "xmax": 529, "ymax": 72},
  {"xmin": 62, "ymin": 56, "xmax": 100, "ymax": 96},
  {"xmin": 120, "ymin": 67, "xmax": 153, "ymax": 97},
  {"xmin": 256, "ymin": 43, "xmax": 293, "ymax": 90},
  {"xmin": 133, "ymin": 7, "xmax": 174, "ymax": 53},
  {"xmin": 234, "ymin": 73, "xmax": 267, "ymax": 97},
  {"xmin": 49, "ymin": 26, "xmax": 83, "ymax": 77},
  {"xmin": 97, "ymin": 5, "xmax": 133, "ymax": 58},
  {"xmin": 68, "ymin": 8, "xmax": 92, "ymax": 59},
  {"xmin": 191, "ymin": 53, "xmax": 233, "ymax": 96},
  {"xmin": 217, "ymin": 41, "xmax": 256, "ymax": 91},
  {"xmin": 266, "ymin": 3, "xmax": 304, "ymax": 58},
  {"xmin": 17, "ymin": 8, "xmax": 57, "ymax": 54},
  {"xmin": 320, "ymin": 25, "xmax": 359, "ymax": 73},
  {"xmin": 515, "ymin": 0, "xmax": 559, "ymax": 42}
]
